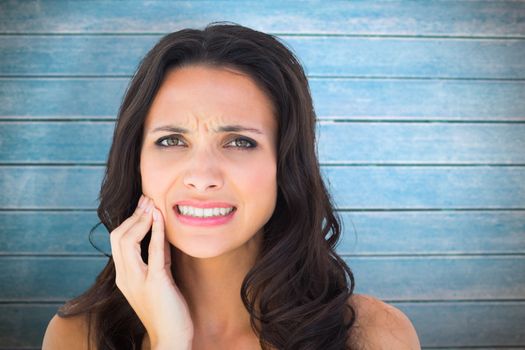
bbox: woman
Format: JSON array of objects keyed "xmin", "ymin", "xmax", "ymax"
[{"xmin": 43, "ymin": 22, "xmax": 420, "ymax": 349}]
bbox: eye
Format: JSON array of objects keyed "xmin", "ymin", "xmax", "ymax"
[
  {"xmin": 225, "ymin": 137, "xmax": 257, "ymax": 150},
  {"xmin": 154, "ymin": 135, "xmax": 257, "ymax": 150},
  {"xmin": 155, "ymin": 135, "xmax": 185, "ymax": 147}
]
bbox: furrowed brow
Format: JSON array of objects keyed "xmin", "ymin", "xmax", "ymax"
[
  {"xmin": 216, "ymin": 125, "xmax": 264, "ymax": 135},
  {"xmin": 150, "ymin": 124, "xmax": 264, "ymax": 135},
  {"xmin": 150, "ymin": 125, "xmax": 189, "ymax": 134}
]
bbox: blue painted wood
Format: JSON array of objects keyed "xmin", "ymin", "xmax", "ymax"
[
  {"xmin": 349, "ymin": 256, "xmax": 525, "ymax": 301},
  {"xmin": 0, "ymin": 78, "xmax": 127, "ymax": 118},
  {"xmin": 318, "ymin": 122, "xmax": 525, "ymax": 164},
  {"xmin": 2, "ymin": 35, "xmax": 525, "ymax": 79},
  {"xmin": 2, "ymin": 166, "xmax": 525, "ymax": 209},
  {"xmin": 1, "ymin": 1, "xmax": 524, "ymax": 348},
  {"xmin": 0, "ymin": 35, "xmax": 157, "ymax": 76},
  {"xmin": 1, "ymin": 256, "xmax": 523, "ymax": 301},
  {"xmin": 309, "ymin": 79, "xmax": 525, "ymax": 120},
  {"xmin": 0, "ymin": 121, "xmax": 115, "ymax": 163},
  {"xmin": 0, "ymin": 257, "xmax": 108, "ymax": 301},
  {"xmin": 321, "ymin": 166, "xmax": 525, "ymax": 209},
  {"xmin": 2, "ymin": 78, "xmax": 524, "ymax": 120},
  {"xmin": 1, "ymin": 211, "xmax": 523, "ymax": 255},
  {"xmin": 2, "ymin": 121, "xmax": 525, "ymax": 164},
  {"xmin": 338, "ymin": 211, "xmax": 525, "ymax": 255},
  {"xmin": 1, "ymin": 302, "xmax": 524, "ymax": 348},
  {"xmin": 395, "ymin": 301, "xmax": 525, "ymax": 347},
  {"xmin": 1, "ymin": 1, "xmax": 524, "ymax": 36},
  {"xmin": 0, "ymin": 304, "xmax": 58, "ymax": 348},
  {"xmin": 0, "ymin": 212, "xmax": 107, "ymax": 254},
  {"xmin": 0, "ymin": 166, "xmax": 103, "ymax": 209}
]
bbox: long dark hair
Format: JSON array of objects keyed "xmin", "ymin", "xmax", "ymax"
[{"xmin": 58, "ymin": 22, "xmax": 356, "ymax": 349}]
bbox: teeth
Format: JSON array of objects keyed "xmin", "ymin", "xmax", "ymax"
[{"xmin": 178, "ymin": 205, "xmax": 234, "ymax": 218}]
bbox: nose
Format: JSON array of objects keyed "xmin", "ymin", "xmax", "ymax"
[{"xmin": 182, "ymin": 149, "xmax": 224, "ymax": 192}]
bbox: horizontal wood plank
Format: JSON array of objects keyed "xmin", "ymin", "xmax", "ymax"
[
  {"xmin": 0, "ymin": 166, "xmax": 103, "ymax": 209},
  {"xmin": 2, "ymin": 211, "xmax": 524, "ymax": 255},
  {"xmin": 0, "ymin": 301, "xmax": 524, "ymax": 348},
  {"xmin": 2, "ymin": 121, "xmax": 525, "ymax": 164},
  {"xmin": 1, "ymin": 256, "xmax": 523, "ymax": 301},
  {"xmin": 337, "ymin": 211, "xmax": 525, "ymax": 255},
  {"xmin": 318, "ymin": 122, "xmax": 525, "ymax": 164},
  {"xmin": 0, "ymin": 121, "xmax": 114, "ymax": 163},
  {"xmin": 1, "ymin": 1, "xmax": 524, "ymax": 37},
  {"xmin": 0, "ymin": 212, "xmax": 108, "ymax": 255},
  {"xmin": 0, "ymin": 304, "xmax": 57, "ymax": 348},
  {"xmin": 1, "ymin": 79, "xmax": 524, "ymax": 120},
  {"xmin": 0, "ymin": 257, "xmax": 108, "ymax": 301},
  {"xmin": 2, "ymin": 36, "xmax": 524, "ymax": 79},
  {"xmin": 396, "ymin": 301, "xmax": 525, "ymax": 347},
  {"xmin": 0, "ymin": 78, "xmax": 127, "ymax": 118},
  {"xmin": 1, "ymin": 165, "xmax": 524, "ymax": 209},
  {"xmin": 321, "ymin": 166, "xmax": 525, "ymax": 209},
  {"xmin": 348, "ymin": 256, "xmax": 525, "ymax": 301}
]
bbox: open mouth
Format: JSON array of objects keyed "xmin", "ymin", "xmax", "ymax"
[
  {"xmin": 174, "ymin": 205, "xmax": 237, "ymax": 226},
  {"xmin": 175, "ymin": 204, "xmax": 237, "ymax": 219}
]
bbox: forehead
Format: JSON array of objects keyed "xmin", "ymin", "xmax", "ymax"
[{"xmin": 144, "ymin": 64, "xmax": 277, "ymax": 133}]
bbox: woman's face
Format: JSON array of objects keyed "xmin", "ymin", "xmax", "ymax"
[{"xmin": 140, "ymin": 64, "xmax": 278, "ymax": 259}]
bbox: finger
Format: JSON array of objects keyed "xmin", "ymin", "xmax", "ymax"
[
  {"xmin": 119, "ymin": 200, "xmax": 155, "ymax": 278},
  {"xmin": 111, "ymin": 195, "xmax": 149, "ymax": 239},
  {"xmin": 110, "ymin": 195, "xmax": 147, "ymax": 270},
  {"xmin": 148, "ymin": 207, "xmax": 170, "ymax": 271},
  {"xmin": 122, "ymin": 199, "xmax": 155, "ymax": 243}
]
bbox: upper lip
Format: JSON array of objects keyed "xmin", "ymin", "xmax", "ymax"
[{"xmin": 175, "ymin": 200, "xmax": 236, "ymax": 209}]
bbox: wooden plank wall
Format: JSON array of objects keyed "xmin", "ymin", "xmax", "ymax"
[{"xmin": 1, "ymin": 1, "xmax": 524, "ymax": 348}]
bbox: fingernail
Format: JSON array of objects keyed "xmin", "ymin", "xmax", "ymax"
[
  {"xmin": 153, "ymin": 209, "xmax": 158, "ymax": 221},
  {"xmin": 138, "ymin": 195, "xmax": 145, "ymax": 208}
]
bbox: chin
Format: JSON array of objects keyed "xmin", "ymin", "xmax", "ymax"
[
  {"xmin": 166, "ymin": 233, "xmax": 232, "ymax": 259},
  {"xmin": 176, "ymin": 245, "xmax": 234, "ymax": 260}
]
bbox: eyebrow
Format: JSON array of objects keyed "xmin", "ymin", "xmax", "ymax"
[{"xmin": 150, "ymin": 124, "xmax": 264, "ymax": 135}]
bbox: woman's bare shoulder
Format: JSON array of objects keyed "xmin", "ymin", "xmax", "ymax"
[
  {"xmin": 42, "ymin": 313, "xmax": 94, "ymax": 350},
  {"xmin": 347, "ymin": 293, "xmax": 421, "ymax": 349}
]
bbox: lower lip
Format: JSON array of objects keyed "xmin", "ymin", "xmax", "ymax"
[{"xmin": 174, "ymin": 206, "xmax": 236, "ymax": 226}]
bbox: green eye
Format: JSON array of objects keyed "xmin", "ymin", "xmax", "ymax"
[
  {"xmin": 226, "ymin": 137, "xmax": 257, "ymax": 149},
  {"xmin": 156, "ymin": 135, "xmax": 184, "ymax": 147},
  {"xmin": 154, "ymin": 135, "xmax": 257, "ymax": 150}
]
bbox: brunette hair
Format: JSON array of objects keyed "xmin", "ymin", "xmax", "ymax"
[{"xmin": 57, "ymin": 21, "xmax": 356, "ymax": 349}]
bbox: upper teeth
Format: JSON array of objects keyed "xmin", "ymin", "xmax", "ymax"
[{"xmin": 178, "ymin": 205, "xmax": 234, "ymax": 218}]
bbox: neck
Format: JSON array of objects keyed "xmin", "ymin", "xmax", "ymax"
[{"xmin": 171, "ymin": 230, "xmax": 263, "ymax": 339}]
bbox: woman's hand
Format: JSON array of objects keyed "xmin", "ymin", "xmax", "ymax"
[{"xmin": 110, "ymin": 194, "xmax": 194, "ymax": 349}]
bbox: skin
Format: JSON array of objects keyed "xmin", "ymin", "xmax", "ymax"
[{"xmin": 139, "ymin": 64, "xmax": 279, "ymax": 348}]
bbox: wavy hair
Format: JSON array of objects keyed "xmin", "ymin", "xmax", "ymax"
[{"xmin": 57, "ymin": 22, "xmax": 356, "ymax": 350}]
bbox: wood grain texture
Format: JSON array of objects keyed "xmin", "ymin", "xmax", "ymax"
[
  {"xmin": 396, "ymin": 301, "xmax": 525, "ymax": 347},
  {"xmin": 338, "ymin": 211, "xmax": 525, "ymax": 255},
  {"xmin": 1, "ymin": 1, "xmax": 524, "ymax": 36},
  {"xmin": 2, "ymin": 78, "xmax": 524, "ymax": 120},
  {"xmin": 2, "ymin": 35, "xmax": 524, "ymax": 79},
  {"xmin": 0, "ymin": 1, "xmax": 524, "ymax": 348}
]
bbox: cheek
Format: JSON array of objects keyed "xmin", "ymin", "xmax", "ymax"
[
  {"xmin": 140, "ymin": 154, "xmax": 171, "ymax": 198},
  {"xmin": 242, "ymin": 155, "xmax": 278, "ymax": 209}
]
